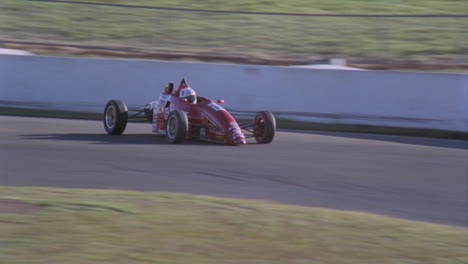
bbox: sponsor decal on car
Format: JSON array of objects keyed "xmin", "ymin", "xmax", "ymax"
[
  {"xmin": 152, "ymin": 101, "xmax": 161, "ymax": 112},
  {"xmin": 228, "ymin": 122, "xmax": 244, "ymax": 140},
  {"xmin": 208, "ymin": 103, "xmax": 225, "ymax": 112},
  {"xmin": 159, "ymin": 94, "xmax": 169, "ymax": 101},
  {"xmin": 152, "ymin": 108, "xmax": 159, "ymax": 132},
  {"xmin": 228, "ymin": 122, "xmax": 239, "ymax": 131}
]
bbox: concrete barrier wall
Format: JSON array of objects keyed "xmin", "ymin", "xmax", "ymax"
[{"xmin": 0, "ymin": 55, "xmax": 466, "ymax": 132}]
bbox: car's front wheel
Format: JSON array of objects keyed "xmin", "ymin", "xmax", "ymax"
[
  {"xmin": 104, "ymin": 100, "xmax": 128, "ymax": 135},
  {"xmin": 254, "ymin": 111, "xmax": 276, "ymax": 144},
  {"xmin": 166, "ymin": 110, "xmax": 188, "ymax": 144}
]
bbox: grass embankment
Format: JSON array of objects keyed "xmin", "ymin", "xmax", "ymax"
[
  {"xmin": 0, "ymin": 187, "xmax": 466, "ymax": 264},
  {"xmin": 0, "ymin": 0, "xmax": 467, "ymax": 65}
]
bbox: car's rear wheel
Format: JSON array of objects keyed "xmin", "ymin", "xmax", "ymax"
[
  {"xmin": 104, "ymin": 100, "xmax": 128, "ymax": 135},
  {"xmin": 254, "ymin": 111, "xmax": 276, "ymax": 144},
  {"xmin": 166, "ymin": 110, "xmax": 188, "ymax": 144}
]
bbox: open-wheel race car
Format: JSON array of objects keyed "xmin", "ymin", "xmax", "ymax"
[{"xmin": 103, "ymin": 78, "xmax": 276, "ymax": 145}]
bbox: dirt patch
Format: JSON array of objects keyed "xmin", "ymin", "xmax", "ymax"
[{"xmin": 0, "ymin": 199, "xmax": 43, "ymax": 214}]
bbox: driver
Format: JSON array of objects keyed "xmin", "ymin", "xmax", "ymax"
[{"xmin": 179, "ymin": 87, "xmax": 197, "ymax": 104}]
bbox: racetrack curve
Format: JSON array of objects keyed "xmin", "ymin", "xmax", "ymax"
[{"xmin": 1, "ymin": 116, "xmax": 467, "ymax": 226}]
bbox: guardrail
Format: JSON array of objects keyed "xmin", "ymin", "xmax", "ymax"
[{"xmin": 0, "ymin": 55, "xmax": 466, "ymax": 132}]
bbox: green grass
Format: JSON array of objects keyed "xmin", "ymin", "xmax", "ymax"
[
  {"xmin": 0, "ymin": 0, "xmax": 467, "ymax": 63},
  {"xmin": 0, "ymin": 187, "xmax": 466, "ymax": 264}
]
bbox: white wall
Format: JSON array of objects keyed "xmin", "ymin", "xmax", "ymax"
[{"xmin": 0, "ymin": 55, "xmax": 466, "ymax": 132}]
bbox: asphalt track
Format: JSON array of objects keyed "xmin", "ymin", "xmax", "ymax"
[{"xmin": 1, "ymin": 116, "xmax": 466, "ymax": 226}]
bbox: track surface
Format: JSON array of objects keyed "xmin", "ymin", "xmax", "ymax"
[{"xmin": 1, "ymin": 116, "xmax": 466, "ymax": 226}]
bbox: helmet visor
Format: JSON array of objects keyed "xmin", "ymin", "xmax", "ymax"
[{"xmin": 185, "ymin": 95, "xmax": 196, "ymax": 103}]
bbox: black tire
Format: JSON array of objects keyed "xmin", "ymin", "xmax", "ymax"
[
  {"xmin": 166, "ymin": 110, "xmax": 188, "ymax": 144},
  {"xmin": 254, "ymin": 111, "xmax": 276, "ymax": 144},
  {"xmin": 104, "ymin": 100, "xmax": 128, "ymax": 135}
]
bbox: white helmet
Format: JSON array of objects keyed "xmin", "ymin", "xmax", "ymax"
[{"xmin": 180, "ymin": 87, "xmax": 197, "ymax": 104}]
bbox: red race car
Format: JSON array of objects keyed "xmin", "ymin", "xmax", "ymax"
[{"xmin": 103, "ymin": 78, "xmax": 276, "ymax": 145}]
